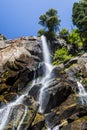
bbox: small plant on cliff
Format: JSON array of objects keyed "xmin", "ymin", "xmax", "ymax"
[
  {"xmin": 53, "ymin": 47, "xmax": 72, "ymax": 65},
  {"xmin": 69, "ymin": 29, "xmax": 83, "ymax": 47},
  {"xmin": 38, "ymin": 8, "xmax": 61, "ymax": 40}
]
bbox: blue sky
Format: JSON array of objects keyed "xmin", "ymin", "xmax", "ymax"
[{"xmin": 0, "ymin": 0, "xmax": 79, "ymax": 39}]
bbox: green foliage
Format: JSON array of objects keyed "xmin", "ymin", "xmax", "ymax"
[
  {"xmin": 72, "ymin": 0, "xmax": 87, "ymax": 49},
  {"xmin": 82, "ymin": 78, "xmax": 87, "ymax": 85},
  {"xmin": 38, "ymin": 8, "xmax": 61, "ymax": 39},
  {"xmin": 59, "ymin": 28, "xmax": 69, "ymax": 41},
  {"xmin": 69, "ymin": 29, "xmax": 83, "ymax": 47},
  {"xmin": 38, "ymin": 30, "xmax": 56, "ymax": 40},
  {"xmin": 82, "ymin": 78, "xmax": 87, "ymax": 90},
  {"xmin": 53, "ymin": 47, "xmax": 72, "ymax": 65},
  {"xmin": 44, "ymin": 31, "xmax": 56, "ymax": 40},
  {"xmin": 38, "ymin": 29, "xmax": 45, "ymax": 36}
]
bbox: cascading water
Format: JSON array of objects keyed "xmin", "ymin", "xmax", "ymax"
[
  {"xmin": 0, "ymin": 79, "xmax": 35, "ymax": 130},
  {"xmin": 77, "ymin": 81, "xmax": 87, "ymax": 105},
  {"xmin": 39, "ymin": 35, "xmax": 53, "ymax": 113},
  {"xmin": 41, "ymin": 35, "xmax": 53, "ymax": 76},
  {"xmin": 41, "ymin": 35, "xmax": 52, "ymax": 65},
  {"xmin": 0, "ymin": 35, "xmax": 59, "ymax": 130},
  {"xmin": 38, "ymin": 35, "xmax": 59, "ymax": 130}
]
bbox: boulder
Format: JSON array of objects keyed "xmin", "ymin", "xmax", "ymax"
[
  {"xmin": 45, "ymin": 104, "xmax": 87, "ymax": 130},
  {"xmin": 44, "ymin": 77, "xmax": 77, "ymax": 113},
  {"xmin": 29, "ymin": 113, "xmax": 45, "ymax": 130},
  {"xmin": 37, "ymin": 66, "xmax": 77, "ymax": 113},
  {"xmin": 64, "ymin": 57, "xmax": 78, "ymax": 68},
  {"xmin": 0, "ymin": 36, "xmax": 42, "ymax": 95},
  {"xmin": 61, "ymin": 118, "xmax": 87, "ymax": 130},
  {"xmin": 4, "ymin": 92, "xmax": 17, "ymax": 102},
  {"xmin": 65, "ymin": 64, "xmax": 80, "ymax": 80},
  {"xmin": 29, "ymin": 84, "xmax": 42, "ymax": 101},
  {"xmin": 50, "ymin": 66, "xmax": 67, "ymax": 79}
]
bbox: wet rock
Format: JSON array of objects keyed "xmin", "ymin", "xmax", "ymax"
[
  {"xmin": 30, "ymin": 120, "xmax": 45, "ymax": 130},
  {"xmin": 50, "ymin": 66, "xmax": 66, "ymax": 79},
  {"xmin": 45, "ymin": 105, "xmax": 87, "ymax": 129},
  {"xmin": 29, "ymin": 113, "xmax": 45, "ymax": 130},
  {"xmin": 0, "ymin": 96, "xmax": 7, "ymax": 108},
  {"xmin": 64, "ymin": 57, "xmax": 78, "ymax": 68},
  {"xmin": 44, "ymin": 76, "xmax": 77, "ymax": 113},
  {"xmin": 5, "ymin": 104, "xmax": 26, "ymax": 130},
  {"xmin": 23, "ymin": 95, "xmax": 39, "ymax": 108},
  {"xmin": 29, "ymin": 84, "xmax": 42, "ymax": 101},
  {"xmin": 4, "ymin": 70, "xmax": 19, "ymax": 86},
  {"xmin": 36, "ymin": 63, "xmax": 46, "ymax": 78},
  {"xmin": 0, "ymin": 83, "xmax": 8, "ymax": 95},
  {"xmin": 61, "ymin": 119, "xmax": 87, "ymax": 130},
  {"xmin": 45, "ymin": 94, "xmax": 76, "ymax": 128},
  {"xmin": 65, "ymin": 64, "xmax": 80, "ymax": 79},
  {"xmin": 4, "ymin": 92, "xmax": 17, "ymax": 102},
  {"xmin": 4, "ymin": 96, "xmax": 39, "ymax": 130},
  {"xmin": 11, "ymin": 69, "xmax": 33, "ymax": 92}
]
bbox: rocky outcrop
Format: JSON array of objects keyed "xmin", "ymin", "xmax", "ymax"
[
  {"xmin": 0, "ymin": 36, "xmax": 42, "ymax": 72},
  {"xmin": 44, "ymin": 77, "xmax": 77, "ymax": 113},
  {"xmin": 50, "ymin": 38, "xmax": 67, "ymax": 53},
  {"xmin": 0, "ymin": 34, "xmax": 7, "ymax": 41},
  {"xmin": 0, "ymin": 36, "xmax": 42, "ymax": 96},
  {"xmin": 31, "ymin": 53, "xmax": 87, "ymax": 130},
  {"xmin": 64, "ymin": 53, "xmax": 87, "ymax": 86},
  {"xmin": 0, "ymin": 35, "xmax": 87, "ymax": 130},
  {"xmin": 45, "ymin": 104, "xmax": 87, "ymax": 130}
]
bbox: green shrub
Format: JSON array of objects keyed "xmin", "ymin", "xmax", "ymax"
[
  {"xmin": 53, "ymin": 47, "xmax": 72, "ymax": 65},
  {"xmin": 69, "ymin": 29, "xmax": 83, "ymax": 47}
]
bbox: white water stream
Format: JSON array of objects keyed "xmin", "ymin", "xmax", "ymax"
[
  {"xmin": 39, "ymin": 35, "xmax": 53, "ymax": 113},
  {"xmin": 39, "ymin": 36, "xmax": 59, "ymax": 130},
  {"xmin": 77, "ymin": 81, "xmax": 87, "ymax": 105},
  {"xmin": 17, "ymin": 106, "xmax": 28, "ymax": 130},
  {"xmin": 0, "ymin": 79, "xmax": 35, "ymax": 130}
]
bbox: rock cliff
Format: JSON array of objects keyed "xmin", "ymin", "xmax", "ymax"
[{"xmin": 0, "ymin": 35, "xmax": 87, "ymax": 130}]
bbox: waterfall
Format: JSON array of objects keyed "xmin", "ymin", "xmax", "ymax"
[
  {"xmin": 39, "ymin": 36, "xmax": 59, "ymax": 130},
  {"xmin": 41, "ymin": 35, "xmax": 53, "ymax": 75},
  {"xmin": 41, "ymin": 35, "xmax": 52, "ymax": 65},
  {"xmin": 39, "ymin": 35, "xmax": 53, "ymax": 113},
  {"xmin": 77, "ymin": 81, "xmax": 87, "ymax": 105},
  {"xmin": 0, "ymin": 35, "xmax": 59, "ymax": 130},
  {"xmin": 0, "ymin": 78, "xmax": 35, "ymax": 130}
]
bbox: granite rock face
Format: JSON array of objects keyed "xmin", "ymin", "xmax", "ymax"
[
  {"xmin": 0, "ymin": 35, "xmax": 87, "ymax": 130},
  {"xmin": 0, "ymin": 36, "xmax": 42, "ymax": 95}
]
